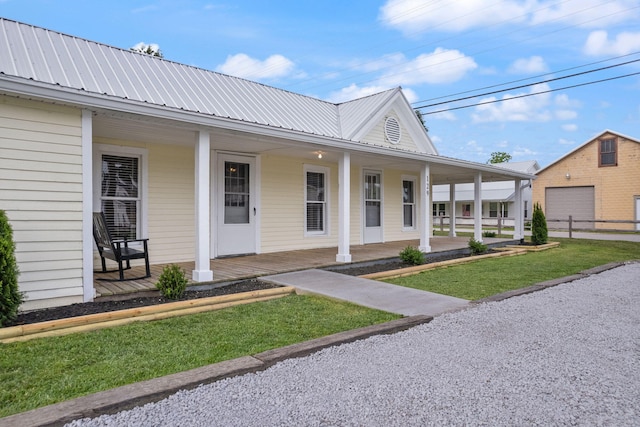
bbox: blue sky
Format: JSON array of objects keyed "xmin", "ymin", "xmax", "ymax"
[{"xmin": 2, "ymin": 0, "xmax": 640, "ymax": 167}]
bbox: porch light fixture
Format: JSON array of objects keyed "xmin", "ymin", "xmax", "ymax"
[
  {"xmin": 565, "ymin": 172, "xmax": 570, "ymax": 180},
  {"xmin": 316, "ymin": 151, "xmax": 323, "ymax": 159}
]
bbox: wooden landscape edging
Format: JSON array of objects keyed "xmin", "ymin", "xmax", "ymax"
[{"xmin": 1, "ymin": 287, "xmax": 295, "ymax": 344}]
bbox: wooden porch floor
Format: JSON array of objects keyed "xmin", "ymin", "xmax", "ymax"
[{"xmin": 94, "ymin": 237, "xmax": 512, "ymax": 298}]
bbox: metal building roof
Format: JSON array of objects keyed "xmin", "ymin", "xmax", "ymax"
[{"xmin": 0, "ymin": 17, "xmax": 378, "ymax": 140}]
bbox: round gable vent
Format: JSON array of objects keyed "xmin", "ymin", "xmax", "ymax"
[{"xmin": 384, "ymin": 116, "xmax": 401, "ymax": 145}]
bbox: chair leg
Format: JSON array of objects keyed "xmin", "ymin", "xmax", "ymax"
[
  {"xmin": 118, "ymin": 260, "xmax": 125, "ymax": 281},
  {"xmin": 101, "ymin": 257, "xmax": 107, "ymax": 273},
  {"xmin": 144, "ymin": 242, "xmax": 151, "ymax": 278}
]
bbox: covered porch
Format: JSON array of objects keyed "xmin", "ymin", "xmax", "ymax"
[{"xmin": 94, "ymin": 236, "xmax": 515, "ymax": 298}]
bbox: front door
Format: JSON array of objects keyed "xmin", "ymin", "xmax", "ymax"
[
  {"xmin": 217, "ymin": 154, "xmax": 256, "ymax": 256},
  {"xmin": 363, "ymin": 170, "xmax": 383, "ymax": 244}
]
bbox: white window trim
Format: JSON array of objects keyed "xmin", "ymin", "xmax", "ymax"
[
  {"xmin": 402, "ymin": 175, "xmax": 417, "ymax": 231},
  {"xmin": 93, "ymin": 144, "xmax": 149, "ymax": 242},
  {"xmin": 303, "ymin": 164, "xmax": 330, "ymax": 237}
]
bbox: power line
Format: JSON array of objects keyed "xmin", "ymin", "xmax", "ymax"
[
  {"xmin": 413, "ymin": 57, "xmax": 640, "ymax": 110},
  {"xmin": 420, "ymin": 71, "xmax": 640, "ymax": 115}
]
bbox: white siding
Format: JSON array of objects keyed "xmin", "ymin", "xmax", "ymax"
[{"xmin": 0, "ymin": 96, "xmax": 84, "ymax": 310}]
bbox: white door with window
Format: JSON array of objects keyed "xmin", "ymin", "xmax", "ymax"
[
  {"xmin": 363, "ymin": 170, "xmax": 383, "ymax": 244},
  {"xmin": 216, "ymin": 154, "xmax": 257, "ymax": 256}
]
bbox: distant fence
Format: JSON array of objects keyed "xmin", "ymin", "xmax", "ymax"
[
  {"xmin": 433, "ymin": 215, "xmax": 640, "ymax": 237},
  {"xmin": 546, "ymin": 216, "xmax": 640, "ymax": 237}
]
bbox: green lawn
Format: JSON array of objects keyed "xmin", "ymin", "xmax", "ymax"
[
  {"xmin": 385, "ymin": 238, "xmax": 640, "ymax": 300},
  {"xmin": 0, "ymin": 295, "xmax": 398, "ymax": 418}
]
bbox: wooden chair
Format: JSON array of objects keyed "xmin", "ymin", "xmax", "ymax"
[{"xmin": 92, "ymin": 212, "xmax": 151, "ymax": 281}]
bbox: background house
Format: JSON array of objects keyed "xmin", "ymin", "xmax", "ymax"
[
  {"xmin": 532, "ymin": 130, "xmax": 640, "ymax": 231},
  {"xmin": 432, "ymin": 160, "xmax": 540, "ymax": 227}
]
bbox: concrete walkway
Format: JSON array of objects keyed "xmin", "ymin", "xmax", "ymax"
[{"xmin": 262, "ymin": 269, "xmax": 469, "ymax": 317}]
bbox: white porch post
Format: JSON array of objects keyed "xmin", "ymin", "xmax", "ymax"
[
  {"xmin": 81, "ymin": 109, "xmax": 94, "ymax": 302},
  {"xmin": 336, "ymin": 152, "xmax": 352, "ymax": 262},
  {"xmin": 419, "ymin": 163, "xmax": 432, "ymax": 252},
  {"xmin": 193, "ymin": 131, "xmax": 213, "ymax": 282},
  {"xmin": 449, "ymin": 183, "xmax": 457, "ymax": 237},
  {"xmin": 474, "ymin": 172, "xmax": 483, "ymax": 242},
  {"xmin": 513, "ymin": 178, "xmax": 523, "ymax": 241}
]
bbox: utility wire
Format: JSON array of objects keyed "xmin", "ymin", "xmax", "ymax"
[
  {"xmin": 413, "ymin": 57, "xmax": 640, "ymax": 110},
  {"xmin": 420, "ymin": 71, "xmax": 640, "ymax": 115}
]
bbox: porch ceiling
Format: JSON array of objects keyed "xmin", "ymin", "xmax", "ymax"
[{"xmin": 93, "ymin": 114, "xmax": 532, "ymax": 184}]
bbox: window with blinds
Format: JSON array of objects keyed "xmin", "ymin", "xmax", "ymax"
[
  {"xmin": 306, "ymin": 170, "xmax": 326, "ymax": 234},
  {"xmin": 100, "ymin": 154, "xmax": 140, "ymax": 240}
]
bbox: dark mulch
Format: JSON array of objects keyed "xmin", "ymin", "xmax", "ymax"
[{"xmin": 10, "ymin": 246, "xmax": 505, "ymax": 327}]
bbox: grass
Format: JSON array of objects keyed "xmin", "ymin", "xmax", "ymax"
[
  {"xmin": 385, "ymin": 238, "xmax": 640, "ymax": 300},
  {"xmin": 0, "ymin": 295, "xmax": 398, "ymax": 418}
]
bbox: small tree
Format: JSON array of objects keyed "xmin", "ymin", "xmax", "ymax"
[
  {"xmin": 488, "ymin": 152, "xmax": 512, "ymax": 164},
  {"xmin": 156, "ymin": 264, "xmax": 188, "ymax": 300},
  {"xmin": 0, "ymin": 210, "xmax": 23, "ymax": 326},
  {"xmin": 531, "ymin": 202, "xmax": 548, "ymax": 245}
]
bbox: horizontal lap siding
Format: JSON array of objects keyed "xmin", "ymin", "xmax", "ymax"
[
  {"xmin": 0, "ymin": 96, "xmax": 83, "ymax": 310},
  {"xmin": 260, "ymin": 155, "xmax": 338, "ymax": 253},
  {"xmin": 148, "ymin": 144, "xmax": 195, "ymax": 262}
]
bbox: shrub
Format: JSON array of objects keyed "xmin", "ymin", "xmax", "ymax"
[
  {"xmin": 0, "ymin": 210, "xmax": 23, "ymax": 326},
  {"xmin": 531, "ymin": 202, "xmax": 548, "ymax": 245},
  {"xmin": 468, "ymin": 238, "xmax": 488, "ymax": 255},
  {"xmin": 483, "ymin": 231, "xmax": 496, "ymax": 238},
  {"xmin": 399, "ymin": 246, "xmax": 424, "ymax": 265},
  {"xmin": 156, "ymin": 264, "xmax": 188, "ymax": 300}
]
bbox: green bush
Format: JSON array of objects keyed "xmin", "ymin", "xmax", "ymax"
[
  {"xmin": 156, "ymin": 264, "xmax": 188, "ymax": 300},
  {"xmin": 0, "ymin": 210, "xmax": 23, "ymax": 326},
  {"xmin": 483, "ymin": 231, "xmax": 496, "ymax": 238},
  {"xmin": 468, "ymin": 238, "xmax": 488, "ymax": 255},
  {"xmin": 531, "ymin": 202, "xmax": 548, "ymax": 245},
  {"xmin": 399, "ymin": 246, "xmax": 424, "ymax": 265}
]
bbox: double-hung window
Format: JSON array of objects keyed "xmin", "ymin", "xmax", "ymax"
[
  {"xmin": 402, "ymin": 178, "xmax": 416, "ymax": 229},
  {"xmin": 599, "ymin": 138, "xmax": 617, "ymax": 166},
  {"xmin": 305, "ymin": 166, "xmax": 329, "ymax": 235},
  {"xmin": 94, "ymin": 145, "xmax": 147, "ymax": 241},
  {"xmin": 489, "ymin": 202, "xmax": 498, "ymax": 218}
]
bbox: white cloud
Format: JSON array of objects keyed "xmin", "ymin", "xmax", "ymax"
[
  {"xmin": 379, "ymin": 0, "xmax": 528, "ymax": 34},
  {"xmin": 508, "ymin": 56, "xmax": 548, "ymax": 74},
  {"xmin": 216, "ymin": 53, "xmax": 295, "ymax": 80},
  {"xmin": 377, "ymin": 48, "xmax": 477, "ymax": 85},
  {"xmin": 513, "ymin": 146, "xmax": 537, "ymax": 158},
  {"xmin": 583, "ymin": 30, "xmax": 640, "ymax": 56},
  {"xmin": 559, "ymin": 138, "xmax": 576, "ymax": 145},
  {"xmin": 562, "ymin": 124, "xmax": 578, "ymax": 131},
  {"xmin": 472, "ymin": 83, "xmax": 553, "ymax": 123},
  {"xmin": 326, "ymin": 84, "xmax": 390, "ymax": 103},
  {"xmin": 380, "ymin": 1, "xmax": 639, "ymax": 35},
  {"xmin": 556, "ymin": 110, "xmax": 577, "ymax": 120}
]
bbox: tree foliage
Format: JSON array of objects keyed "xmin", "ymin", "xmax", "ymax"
[
  {"xmin": 0, "ymin": 210, "xmax": 22, "ymax": 326},
  {"xmin": 130, "ymin": 42, "xmax": 163, "ymax": 58},
  {"xmin": 414, "ymin": 109, "xmax": 429, "ymax": 132},
  {"xmin": 531, "ymin": 202, "xmax": 548, "ymax": 245},
  {"xmin": 488, "ymin": 152, "xmax": 512, "ymax": 164}
]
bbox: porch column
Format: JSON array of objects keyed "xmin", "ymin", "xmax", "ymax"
[
  {"xmin": 193, "ymin": 131, "xmax": 213, "ymax": 282},
  {"xmin": 336, "ymin": 152, "xmax": 352, "ymax": 262},
  {"xmin": 419, "ymin": 163, "xmax": 432, "ymax": 252},
  {"xmin": 81, "ymin": 109, "xmax": 94, "ymax": 302},
  {"xmin": 449, "ymin": 183, "xmax": 457, "ymax": 237},
  {"xmin": 513, "ymin": 178, "xmax": 523, "ymax": 241},
  {"xmin": 474, "ymin": 172, "xmax": 483, "ymax": 242}
]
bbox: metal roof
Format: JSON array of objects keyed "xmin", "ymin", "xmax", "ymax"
[{"xmin": 0, "ymin": 18, "xmax": 354, "ymax": 139}]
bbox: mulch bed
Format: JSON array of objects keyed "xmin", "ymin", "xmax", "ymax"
[{"xmin": 9, "ymin": 247, "xmax": 500, "ymax": 327}]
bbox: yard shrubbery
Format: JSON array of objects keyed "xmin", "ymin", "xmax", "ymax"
[{"xmin": 0, "ymin": 210, "xmax": 22, "ymax": 326}]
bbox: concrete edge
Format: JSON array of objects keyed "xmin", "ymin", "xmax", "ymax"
[{"xmin": 0, "ymin": 315, "xmax": 432, "ymax": 427}]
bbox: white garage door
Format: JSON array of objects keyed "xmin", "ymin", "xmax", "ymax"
[{"xmin": 545, "ymin": 186, "xmax": 595, "ymax": 229}]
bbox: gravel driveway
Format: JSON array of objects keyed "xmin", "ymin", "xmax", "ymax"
[{"xmin": 68, "ymin": 262, "xmax": 640, "ymax": 426}]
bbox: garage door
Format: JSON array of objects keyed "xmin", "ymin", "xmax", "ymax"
[{"xmin": 545, "ymin": 186, "xmax": 595, "ymax": 229}]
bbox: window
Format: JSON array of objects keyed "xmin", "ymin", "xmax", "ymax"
[
  {"xmin": 524, "ymin": 201, "xmax": 528, "ymax": 218},
  {"xmin": 100, "ymin": 154, "xmax": 141, "ymax": 240},
  {"xmin": 305, "ymin": 166, "xmax": 328, "ymax": 235},
  {"xmin": 402, "ymin": 178, "xmax": 416, "ymax": 229},
  {"xmin": 489, "ymin": 202, "xmax": 498, "ymax": 218},
  {"xmin": 502, "ymin": 203, "xmax": 509, "ymax": 218},
  {"xmin": 599, "ymin": 138, "xmax": 617, "ymax": 166},
  {"xmin": 462, "ymin": 203, "xmax": 471, "ymax": 217},
  {"xmin": 224, "ymin": 162, "xmax": 250, "ymax": 224},
  {"xmin": 432, "ymin": 203, "xmax": 446, "ymax": 217}
]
